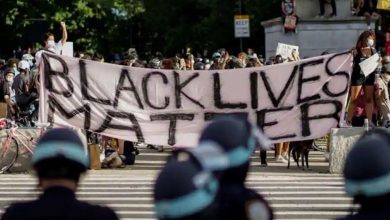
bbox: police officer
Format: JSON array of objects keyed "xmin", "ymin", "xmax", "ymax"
[
  {"xmin": 1, "ymin": 128, "xmax": 118, "ymax": 220},
  {"xmin": 154, "ymin": 159, "xmax": 218, "ymax": 220},
  {"xmin": 196, "ymin": 117, "xmax": 273, "ymax": 220},
  {"xmin": 339, "ymin": 131, "xmax": 390, "ymax": 220}
]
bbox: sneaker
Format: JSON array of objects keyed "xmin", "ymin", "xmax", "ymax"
[
  {"xmin": 281, "ymin": 152, "xmax": 289, "ymax": 160},
  {"xmin": 316, "ymin": 14, "xmax": 324, "ymax": 18},
  {"xmin": 276, "ymin": 156, "xmax": 288, "ymax": 163},
  {"xmin": 329, "ymin": 13, "xmax": 337, "ymax": 17}
]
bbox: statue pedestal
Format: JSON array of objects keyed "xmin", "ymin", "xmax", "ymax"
[
  {"xmin": 261, "ymin": 17, "xmax": 372, "ymax": 59},
  {"xmin": 295, "ymin": 0, "xmax": 352, "ymax": 18}
]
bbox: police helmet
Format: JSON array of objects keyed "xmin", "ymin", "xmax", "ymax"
[
  {"xmin": 154, "ymin": 159, "xmax": 218, "ymax": 219},
  {"xmin": 32, "ymin": 128, "xmax": 89, "ymax": 181},
  {"xmin": 344, "ymin": 135, "xmax": 390, "ymax": 198}
]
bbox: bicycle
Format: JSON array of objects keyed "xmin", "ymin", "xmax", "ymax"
[
  {"xmin": 0, "ymin": 118, "xmax": 49, "ymax": 173},
  {"xmin": 312, "ymin": 135, "xmax": 329, "ymax": 152}
]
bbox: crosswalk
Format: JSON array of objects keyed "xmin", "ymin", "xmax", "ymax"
[{"xmin": 0, "ymin": 148, "xmax": 354, "ymax": 220}]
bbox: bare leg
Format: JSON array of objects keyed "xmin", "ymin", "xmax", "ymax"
[
  {"xmin": 364, "ymin": 85, "xmax": 374, "ymax": 123},
  {"xmin": 347, "ymin": 85, "xmax": 363, "ymax": 123}
]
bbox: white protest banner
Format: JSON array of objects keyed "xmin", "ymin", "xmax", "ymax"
[
  {"xmin": 359, "ymin": 53, "xmax": 380, "ymax": 77},
  {"xmin": 276, "ymin": 43, "xmax": 299, "ymax": 59},
  {"xmin": 39, "ymin": 52, "xmax": 352, "ymax": 147}
]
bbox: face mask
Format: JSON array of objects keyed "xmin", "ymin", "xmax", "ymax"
[
  {"xmin": 367, "ymin": 39, "xmax": 374, "ymax": 47},
  {"xmin": 6, "ymin": 76, "xmax": 13, "ymax": 83},
  {"xmin": 47, "ymin": 40, "xmax": 55, "ymax": 48}
]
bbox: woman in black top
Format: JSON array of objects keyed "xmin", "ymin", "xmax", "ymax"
[{"xmin": 347, "ymin": 31, "xmax": 378, "ymax": 125}]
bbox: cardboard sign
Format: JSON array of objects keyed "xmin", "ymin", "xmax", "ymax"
[
  {"xmin": 276, "ymin": 43, "xmax": 299, "ymax": 59},
  {"xmin": 359, "ymin": 53, "xmax": 380, "ymax": 77},
  {"xmin": 39, "ymin": 52, "xmax": 352, "ymax": 147}
]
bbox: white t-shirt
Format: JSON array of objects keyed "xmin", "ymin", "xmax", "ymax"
[{"xmin": 35, "ymin": 41, "xmax": 64, "ymax": 67}]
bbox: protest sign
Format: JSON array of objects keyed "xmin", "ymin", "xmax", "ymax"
[
  {"xmin": 276, "ymin": 43, "xmax": 299, "ymax": 59},
  {"xmin": 39, "ymin": 52, "xmax": 352, "ymax": 147},
  {"xmin": 62, "ymin": 42, "xmax": 74, "ymax": 57},
  {"xmin": 359, "ymin": 53, "xmax": 380, "ymax": 77},
  {"xmin": 377, "ymin": 0, "xmax": 390, "ymax": 10}
]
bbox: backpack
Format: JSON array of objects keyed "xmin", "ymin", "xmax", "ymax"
[{"xmin": 122, "ymin": 141, "xmax": 139, "ymax": 165}]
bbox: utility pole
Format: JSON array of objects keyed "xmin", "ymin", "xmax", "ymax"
[{"xmin": 239, "ymin": 0, "xmax": 243, "ymax": 52}]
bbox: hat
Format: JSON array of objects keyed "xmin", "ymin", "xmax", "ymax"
[
  {"xmin": 344, "ymin": 135, "xmax": 390, "ymax": 197},
  {"xmin": 32, "ymin": 128, "xmax": 88, "ymax": 168},
  {"xmin": 18, "ymin": 60, "xmax": 30, "ymax": 71},
  {"xmin": 4, "ymin": 68, "xmax": 16, "ymax": 75},
  {"xmin": 154, "ymin": 159, "xmax": 218, "ymax": 219},
  {"xmin": 248, "ymin": 54, "xmax": 258, "ymax": 60},
  {"xmin": 212, "ymin": 52, "xmax": 221, "ymax": 59}
]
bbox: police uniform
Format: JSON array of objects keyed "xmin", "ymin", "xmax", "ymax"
[
  {"xmin": 1, "ymin": 128, "xmax": 119, "ymax": 220},
  {"xmin": 217, "ymin": 182, "xmax": 273, "ymax": 220},
  {"xmin": 338, "ymin": 129, "xmax": 390, "ymax": 220},
  {"xmin": 196, "ymin": 117, "xmax": 274, "ymax": 220},
  {"xmin": 1, "ymin": 187, "xmax": 118, "ymax": 220}
]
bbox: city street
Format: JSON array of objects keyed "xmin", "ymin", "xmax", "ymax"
[{"xmin": 0, "ymin": 148, "xmax": 352, "ymax": 220}]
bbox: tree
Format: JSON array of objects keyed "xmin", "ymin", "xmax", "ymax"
[
  {"xmin": 141, "ymin": 0, "xmax": 280, "ymax": 57},
  {"xmin": 0, "ymin": 0, "xmax": 145, "ymax": 58}
]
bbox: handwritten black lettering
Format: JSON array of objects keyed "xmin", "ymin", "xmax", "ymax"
[
  {"xmin": 174, "ymin": 72, "xmax": 204, "ymax": 109},
  {"xmin": 260, "ymin": 65, "xmax": 298, "ymax": 108},
  {"xmin": 300, "ymin": 100, "xmax": 342, "ymax": 137},
  {"xmin": 323, "ymin": 52, "xmax": 351, "ymax": 97},
  {"xmin": 256, "ymin": 107, "xmax": 296, "ymax": 140},
  {"xmin": 142, "ymin": 71, "xmax": 170, "ymax": 109},
  {"xmin": 42, "ymin": 53, "xmax": 74, "ymax": 98},
  {"xmin": 79, "ymin": 60, "xmax": 112, "ymax": 105},
  {"xmin": 214, "ymin": 73, "xmax": 247, "ymax": 109},
  {"xmin": 95, "ymin": 111, "xmax": 144, "ymax": 142},
  {"xmin": 114, "ymin": 69, "xmax": 144, "ymax": 109},
  {"xmin": 150, "ymin": 113, "xmax": 195, "ymax": 145}
]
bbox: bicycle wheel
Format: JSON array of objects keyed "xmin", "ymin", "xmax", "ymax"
[
  {"xmin": 312, "ymin": 136, "xmax": 328, "ymax": 152},
  {"xmin": 0, "ymin": 136, "xmax": 19, "ymax": 174}
]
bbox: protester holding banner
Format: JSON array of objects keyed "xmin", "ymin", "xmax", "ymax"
[{"xmin": 347, "ymin": 31, "xmax": 378, "ymax": 126}]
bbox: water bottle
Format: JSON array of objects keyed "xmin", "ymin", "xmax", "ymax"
[{"xmin": 364, "ymin": 119, "xmax": 369, "ymax": 131}]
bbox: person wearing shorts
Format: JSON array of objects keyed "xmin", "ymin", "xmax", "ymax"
[{"xmin": 347, "ymin": 31, "xmax": 379, "ymax": 126}]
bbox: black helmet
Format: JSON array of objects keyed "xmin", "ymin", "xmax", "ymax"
[
  {"xmin": 195, "ymin": 117, "xmax": 258, "ymax": 184},
  {"xmin": 198, "ymin": 117, "xmax": 255, "ymax": 166},
  {"xmin": 358, "ymin": 128, "xmax": 390, "ymax": 144},
  {"xmin": 32, "ymin": 128, "xmax": 88, "ymax": 181},
  {"xmin": 344, "ymin": 135, "xmax": 390, "ymax": 198},
  {"xmin": 194, "ymin": 61, "xmax": 205, "ymax": 70},
  {"xmin": 154, "ymin": 159, "xmax": 218, "ymax": 220}
]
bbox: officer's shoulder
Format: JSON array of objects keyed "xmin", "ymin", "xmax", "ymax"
[
  {"xmin": 2, "ymin": 201, "xmax": 35, "ymax": 218},
  {"xmin": 78, "ymin": 201, "xmax": 118, "ymax": 219}
]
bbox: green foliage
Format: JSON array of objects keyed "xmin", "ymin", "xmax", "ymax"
[
  {"xmin": 141, "ymin": 0, "xmax": 280, "ymax": 56},
  {"xmin": 0, "ymin": 0, "xmax": 145, "ymax": 57},
  {"xmin": 0, "ymin": 0, "xmax": 280, "ymax": 58}
]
